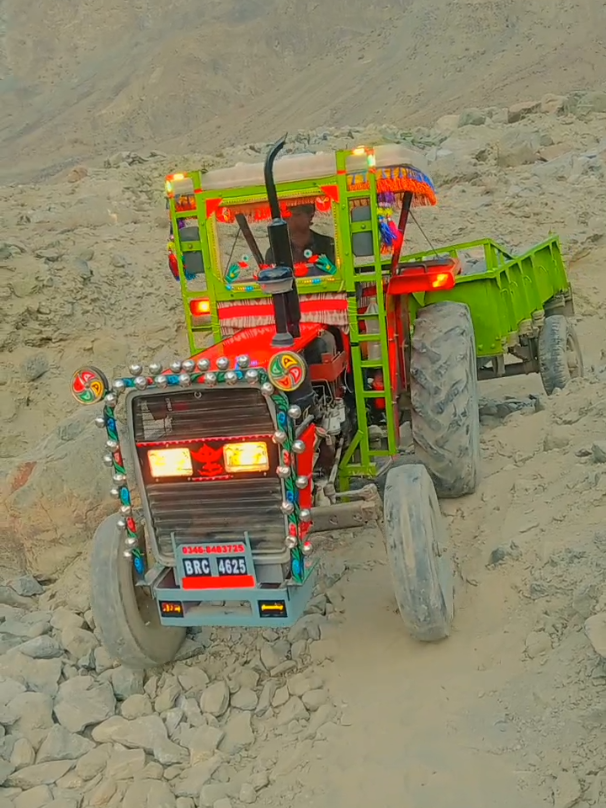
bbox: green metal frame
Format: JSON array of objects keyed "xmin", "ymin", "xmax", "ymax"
[
  {"xmin": 167, "ymin": 154, "xmax": 400, "ymax": 484},
  {"xmin": 403, "ymin": 237, "xmax": 571, "ymax": 356},
  {"xmin": 167, "ymin": 153, "xmax": 573, "ymax": 487}
]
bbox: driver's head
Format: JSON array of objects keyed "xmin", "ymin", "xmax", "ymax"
[{"xmin": 287, "ymin": 203, "xmax": 315, "ymax": 237}]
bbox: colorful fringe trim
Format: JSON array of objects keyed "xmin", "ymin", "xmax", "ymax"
[
  {"xmin": 346, "ymin": 166, "xmax": 437, "ymax": 207},
  {"xmin": 218, "ymin": 293, "xmax": 350, "ymax": 337}
]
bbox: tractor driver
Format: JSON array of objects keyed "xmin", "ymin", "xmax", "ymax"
[{"xmin": 265, "ymin": 203, "xmax": 336, "ymax": 267}]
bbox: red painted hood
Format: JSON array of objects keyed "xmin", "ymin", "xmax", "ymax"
[{"xmin": 191, "ymin": 322, "xmax": 324, "ymax": 369}]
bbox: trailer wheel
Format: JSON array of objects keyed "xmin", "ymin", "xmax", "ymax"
[
  {"xmin": 383, "ymin": 464, "xmax": 454, "ymax": 642},
  {"xmin": 90, "ymin": 514, "xmax": 185, "ymax": 669},
  {"xmin": 538, "ymin": 315, "xmax": 584, "ymax": 395},
  {"xmin": 410, "ymin": 301, "xmax": 481, "ymax": 498}
]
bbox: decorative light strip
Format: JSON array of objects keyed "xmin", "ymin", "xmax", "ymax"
[{"xmin": 71, "ymin": 352, "xmax": 314, "ymax": 584}]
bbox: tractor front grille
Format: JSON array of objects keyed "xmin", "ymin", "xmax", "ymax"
[
  {"xmin": 146, "ymin": 477, "xmax": 285, "ymax": 558},
  {"xmin": 131, "ymin": 388, "xmax": 287, "ymax": 559},
  {"xmin": 132, "ymin": 387, "xmax": 275, "ymax": 441}
]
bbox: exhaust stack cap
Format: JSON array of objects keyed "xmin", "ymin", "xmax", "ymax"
[{"xmin": 258, "ymin": 265, "xmax": 294, "ymax": 295}]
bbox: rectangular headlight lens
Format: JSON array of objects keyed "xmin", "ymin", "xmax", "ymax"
[
  {"xmin": 148, "ymin": 447, "xmax": 193, "ymax": 478},
  {"xmin": 223, "ymin": 441, "xmax": 269, "ymax": 473}
]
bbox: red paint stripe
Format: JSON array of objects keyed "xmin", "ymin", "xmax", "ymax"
[{"xmin": 181, "ymin": 575, "xmax": 256, "ymax": 590}]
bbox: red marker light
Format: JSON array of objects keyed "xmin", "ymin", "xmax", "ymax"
[{"xmin": 190, "ymin": 299, "xmax": 211, "ymax": 316}]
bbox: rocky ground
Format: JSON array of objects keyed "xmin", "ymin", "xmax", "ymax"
[
  {"xmin": 0, "ymin": 569, "xmax": 345, "ymax": 808},
  {"xmin": 2, "ymin": 90, "xmax": 606, "ymax": 806}
]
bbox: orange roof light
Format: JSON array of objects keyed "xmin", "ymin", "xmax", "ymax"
[
  {"xmin": 165, "ymin": 173, "xmax": 187, "ymax": 194},
  {"xmin": 190, "ymin": 299, "xmax": 211, "ymax": 317}
]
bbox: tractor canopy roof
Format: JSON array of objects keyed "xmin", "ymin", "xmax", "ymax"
[{"xmin": 201, "ymin": 143, "xmax": 433, "ymax": 196}]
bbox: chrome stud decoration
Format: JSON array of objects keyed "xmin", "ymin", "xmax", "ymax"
[
  {"xmin": 261, "ymin": 382, "xmax": 274, "ymax": 396},
  {"xmin": 299, "ymin": 508, "xmax": 312, "ymax": 523},
  {"xmin": 205, "ymin": 372, "xmax": 217, "ymax": 387},
  {"xmin": 154, "ymin": 374, "xmax": 168, "ymax": 389},
  {"xmin": 273, "ymin": 430, "xmax": 287, "ymax": 445},
  {"xmin": 216, "ymin": 356, "xmax": 230, "ymax": 371},
  {"xmin": 288, "ymin": 404, "xmax": 302, "ymax": 419},
  {"xmin": 178, "ymin": 373, "xmax": 192, "ymax": 387},
  {"xmin": 296, "ymin": 475, "xmax": 309, "ymax": 489},
  {"xmin": 302, "ymin": 540, "xmax": 313, "ymax": 555},
  {"xmin": 196, "ymin": 358, "xmax": 211, "ymax": 372},
  {"xmin": 72, "ymin": 365, "xmax": 148, "ymax": 581},
  {"xmin": 170, "ymin": 360, "xmax": 182, "ymax": 373},
  {"xmin": 245, "ymin": 369, "xmax": 259, "ymax": 384},
  {"xmin": 149, "ymin": 362, "xmax": 162, "ymax": 376},
  {"xmin": 225, "ymin": 370, "xmax": 238, "ymax": 385},
  {"xmin": 182, "ymin": 359, "xmax": 196, "ymax": 373},
  {"xmin": 281, "ymin": 501, "xmax": 295, "ymax": 515},
  {"xmin": 237, "ymin": 354, "xmax": 251, "ymax": 369},
  {"xmin": 292, "ymin": 439, "xmax": 306, "ymax": 454},
  {"xmin": 276, "ymin": 465, "xmax": 291, "ymax": 479},
  {"xmin": 285, "ymin": 536, "xmax": 298, "ymax": 549}
]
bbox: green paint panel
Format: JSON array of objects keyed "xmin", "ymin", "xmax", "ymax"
[{"xmin": 405, "ymin": 237, "xmax": 570, "ymax": 357}]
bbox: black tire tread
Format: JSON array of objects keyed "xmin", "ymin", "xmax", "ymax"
[
  {"xmin": 90, "ymin": 514, "xmax": 185, "ymax": 669},
  {"xmin": 383, "ymin": 464, "xmax": 454, "ymax": 641},
  {"xmin": 410, "ymin": 301, "xmax": 481, "ymax": 498},
  {"xmin": 538, "ymin": 315, "xmax": 584, "ymax": 395}
]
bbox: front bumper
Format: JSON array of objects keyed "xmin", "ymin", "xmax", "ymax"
[{"xmin": 152, "ymin": 568, "xmax": 317, "ymax": 628}]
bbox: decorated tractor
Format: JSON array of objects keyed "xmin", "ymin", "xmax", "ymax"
[{"xmin": 71, "ymin": 137, "xmax": 582, "ymax": 669}]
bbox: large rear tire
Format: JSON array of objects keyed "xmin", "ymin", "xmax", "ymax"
[
  {"xmin": 538, "ymin": 314, "xmax": 584, "ymax": 395},
  {"xmin": 410, "ymin": 301, "xmax": 481, "ymax": 498},
  {"xmin": 90, "ymin": 514, "xmax": 186, "ymax": 669},
  {"xmin": 383, "ymin": 464, "xmax": 454, "ymax": 641}
]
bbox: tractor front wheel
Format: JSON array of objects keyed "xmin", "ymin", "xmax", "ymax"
[
  {"xmin": 383, "ymin": 464, "xmax": 454, "ymax": 641},
  {"xmin": 538, "ymin": 314, "xmax": 584, "ymax": 395},
  {"xmin": 90, "ymin": 514, "xmax": 185, "ymax": 669},
  {"xmin": 410, "ymin": 301, "xmax": 481, "ymax": 498}
]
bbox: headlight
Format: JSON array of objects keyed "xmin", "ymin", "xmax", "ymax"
[
  {"xmin": 148, "ymin": 447, "xmax": 193, "ymax": 478},
  {"xmin": 223, "ymin": 441, "xmax": 269, "ymax": 473}
]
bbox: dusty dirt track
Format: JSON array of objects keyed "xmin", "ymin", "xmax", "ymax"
[{"xmin": 2, "ymin": 28, "xmax": 606, "ymax": 805}]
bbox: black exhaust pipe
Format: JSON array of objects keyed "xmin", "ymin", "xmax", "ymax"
[{"xmin": 257, "ymin": 135, "xmax": 301, "ymax": 347}]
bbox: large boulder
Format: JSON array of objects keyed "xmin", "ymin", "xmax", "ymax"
[
  {"xmin": 0, "ymin": 408, "xmax": 113, "ymax": 577},
  {"xmin": 495, "ymin": 128, "xmax": 541, "ymax": 168}
]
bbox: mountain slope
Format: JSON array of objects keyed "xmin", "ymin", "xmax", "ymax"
[{"xmin": 0, "ymin": 0, "xmax": 605, "ymax": 178}]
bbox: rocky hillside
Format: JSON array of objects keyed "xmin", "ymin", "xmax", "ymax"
[
  {"xmin": 2, "ymin": 88, "xmax": 606, "ymax": 578},
  {"xmin": 2, "ymin": 90, "xmax": 606, "ymax": 807},
  {"xmin": 2, "ymin": 0, "xmax": 606, "ymax": 180}
]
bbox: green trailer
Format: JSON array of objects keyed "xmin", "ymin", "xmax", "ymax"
[
  {"xmin": 70, "ymin": 139, "xmax": 582, "ymax": 668},
  {"xmin": 407, "ymin": 236, "xmax": 581, "ymax": 393}
]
